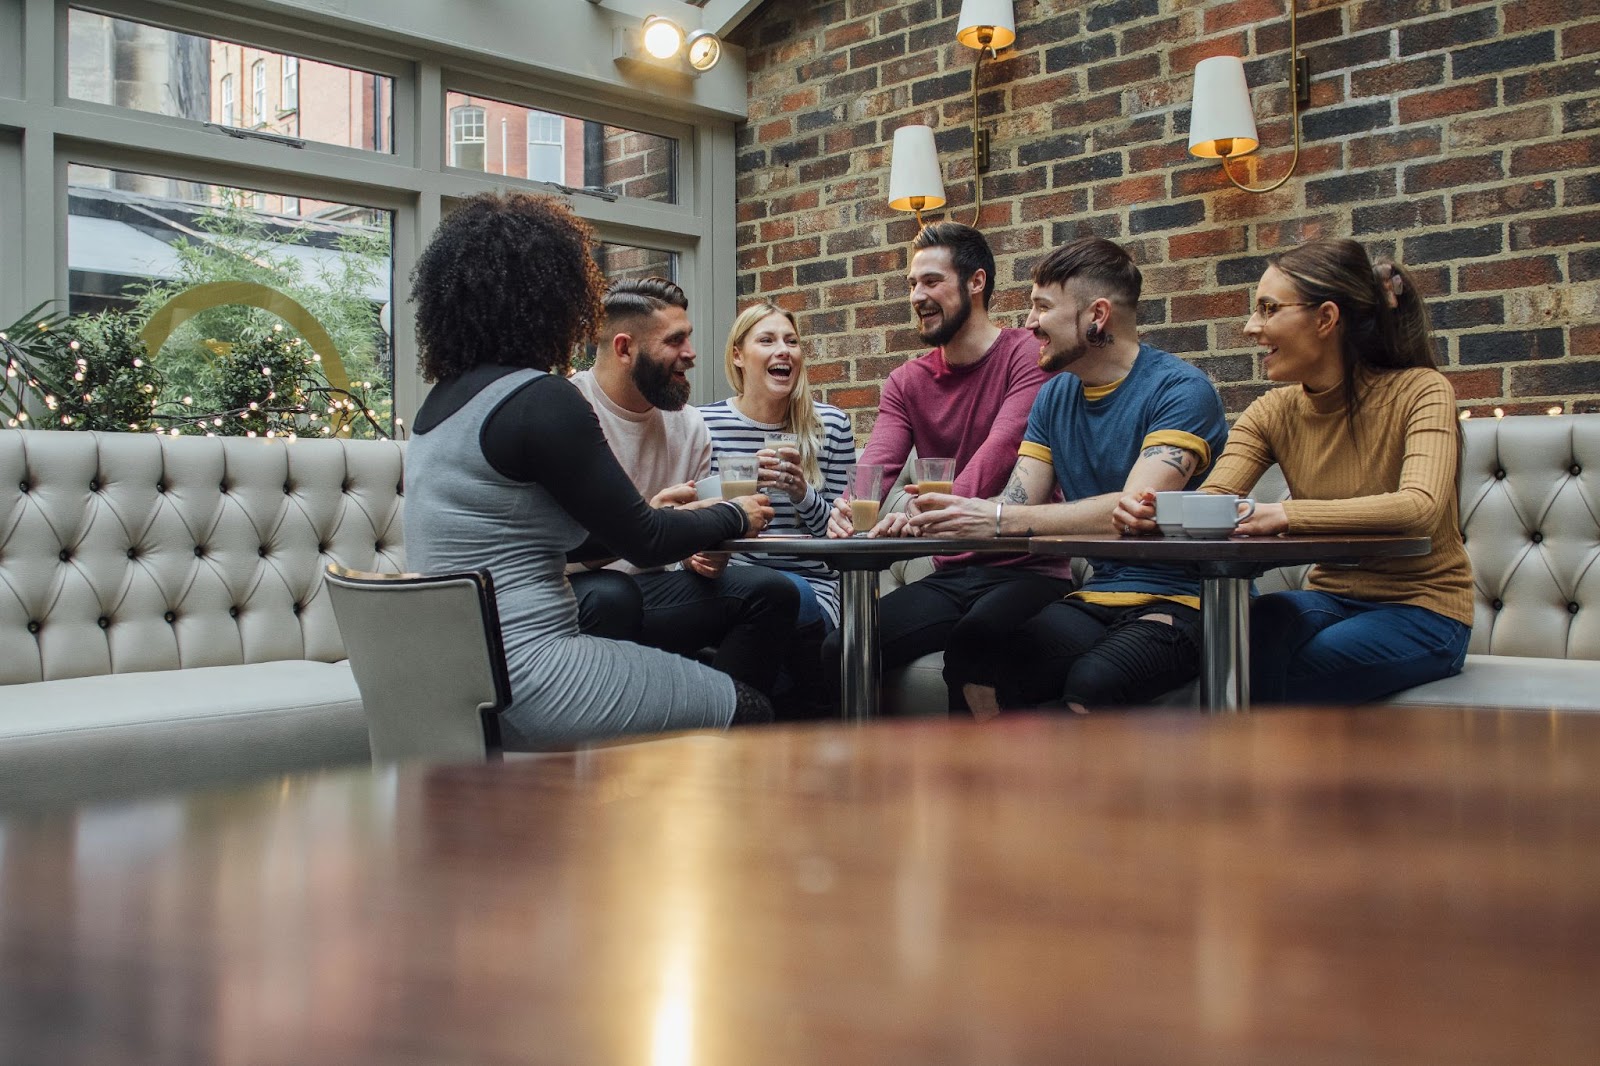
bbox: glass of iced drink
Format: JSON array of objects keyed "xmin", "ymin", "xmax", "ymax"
[
  {"xmin": 914, "ymin": 457, "xmax": 955, "ymax": 496},
  {"xmin": 720, "ymin": 455, "xmax": 760, "ymax": 500},
  {"xmin": 847, "ymin": 463, "xmax": 885, "ymax": 535}
]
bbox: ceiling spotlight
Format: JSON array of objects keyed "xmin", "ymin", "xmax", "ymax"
[
  {"xmin": 641, "ymin": 15, "xmax": 684, "ymax": 60},
  {"xmin": 685, "ymin": 29, "xmax": 722, "ymax": 72}
]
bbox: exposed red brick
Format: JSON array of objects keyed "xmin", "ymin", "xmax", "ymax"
[
  {"xmin": 1459, "ymin": 256, "xmax": 1563, "ymax": 292},
  {"xmin": 826, "ymin": 385, "xmax": 881, "ymax": 409},
  {"xmin": 1572, "ymin": 324, "xmax": 1600, "ymax": 356},
  {"xmin": 822, "ymin": 18, "xmax": 873, "ymax": 51},
  {"xmin": 1347, "ymin": 129, "xmax": 1442, "ymax": 168},
  {"xmin": 760, "ymin": 218, "xmax": 795, "ymax": 242},
  {"xmin": 755, "ymin": 119, "xmax": 794, "ymax": 144},
  {"xmin": 1171, "ymin": 291, "xmax": 1246, "ymax": 323},
  {"xmin": 1205, "ymin": 0, "xmax": 1287, "ymax": 34},
  {"xmin": 1510, "ymin": 134, "xmax": 1600, "ymax": 177},
  {"xmin": 1443, "ymin": 368, "xmax": 1505, "ymax": 400},
  {"xmin": 771, "ymin": 237, "xmax": 821, "ymax": 263},
  {"xmin": 1505, "ymin": 0, "xmax": 1579, "ymax": 32},
  {"xmin": 1567, "ymin": 22, "xmax": 1600, "ymax": 57},
  {"xmin": 1168, "ymin": 228, "xmax": 1248, "ymax": 261},
  {"xmin": 1452, "ymin": 181, "xmax": 1557, "ymax": 223},
  {"xmin": 1093, "ymin": 176, "xmax": 1166, "ymax": 210},
  {"xmin": 806, "ymin": 360, "xmax": 848, "ymax": 385},
  {"xmin": 1169, "ymin": 33, "xmax": 1249, "ymax": 75},
  {"xmin": 824, "ymin": 280, "xmax": 880, "ymax": 306},
  {"xmin": 1398, "ymin": 81, "xmax": 1497, "ymax": 124}
]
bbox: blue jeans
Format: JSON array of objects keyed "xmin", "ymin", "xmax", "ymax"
[
  {"xmin": 777, "ymin": 569, "xmax": 829, "ymax": 629},
  {"xmin": 1250, "ymin": 590, "xmax": 1471, "ymax": 704}
]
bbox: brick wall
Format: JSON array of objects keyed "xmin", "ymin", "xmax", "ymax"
[{"xmin": 730, "ymin": 0, "xmax": 1600, "ymax": 436}]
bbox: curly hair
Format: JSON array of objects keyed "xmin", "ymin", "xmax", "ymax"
[{"xmin": 410, "ymin": 192, "xmax": 604, "ymax": 382}]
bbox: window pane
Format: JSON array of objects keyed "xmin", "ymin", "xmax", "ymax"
[
  {"xmin": 596, "ymin": 242, "xmax": 677, "ymax": 286},
  {"xmin": 443, "ymin": 91, "xmax": 678, "ymax": 203},
  {"xmin": 65, "ymin": 164, "xmax": 395, "ymax": 437},
  {"xmin": 67, "ymin": 9, "xmax": 393, "ymax": 154}
]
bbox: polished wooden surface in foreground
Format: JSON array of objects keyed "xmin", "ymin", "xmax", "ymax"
[{"xmin": 3, "ymin": 708, "xmax": 1598, "ymax": 1064}]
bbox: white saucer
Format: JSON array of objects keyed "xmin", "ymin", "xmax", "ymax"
[
  {"xmin": 1156, "ymin": 522, "xmax": 1185, "ymax": 537},
  {"xmin": 1182, "ymin": 527, "xmax": 1239, "ymax": 540}
]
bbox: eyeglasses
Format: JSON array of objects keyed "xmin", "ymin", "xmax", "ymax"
[{"xmin": 1251, "ymin": 299, "xmax": 1317, "ymax": 319}]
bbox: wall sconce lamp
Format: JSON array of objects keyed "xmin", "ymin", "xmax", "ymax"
[
  {"xmin": 613, "ymin": 13, "xmax": 722, "ymax": 75},
  {"xmin": 1187, "ymin": 0, "xmax": 1309, "ymax": 193},
  {"xmin": 888, "ymin": 0, "xmax": 1014, "ymax": 230}
]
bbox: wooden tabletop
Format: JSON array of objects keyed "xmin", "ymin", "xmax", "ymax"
[{"xmin": 2, "ymin": 708, "xmax": 1597, "ymax": 1064}]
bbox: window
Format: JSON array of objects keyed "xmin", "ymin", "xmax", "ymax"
[
  {"xmin": 281, "ymin": 56, "xmax": 299, "ymax": 112},
  {"xmin": 450, "ymin": 105, "xmax": 486, "ymax": 171},
  {"xmin": 68, "ymin": 10, "xmax": 393, "ymax": 153},
  {"xmin": 66, "ymin": 164, "xmax": 395, "ymax": 435},
  {"xmin": 444, "ymin": 91, "xmax": 678, "ymax": 203},
  {"xmin": 251, "ymin": 60, "xmax": 266, "ymax": 124},
  {"xmin": 528, "ymin": 110, "xmax": 564, "ymax": 184},
  {"xmin": 282, "ymin": 195, "xmax": 300, "ymax": 215}
]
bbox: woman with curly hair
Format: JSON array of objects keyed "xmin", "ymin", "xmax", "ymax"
[
  {"xmin": 403, "ymin": 192, "xmax": 774, "ymax": 746},
  {"xmin": 1114, "ymin": 237, "xmax": 1472, "ymax": 703}
]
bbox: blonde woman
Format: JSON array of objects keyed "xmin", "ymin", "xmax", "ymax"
[{"xmin": 699, "ymin": 302, "xmax": 855, "ymax": 630}]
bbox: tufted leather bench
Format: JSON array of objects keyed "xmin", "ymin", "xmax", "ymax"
[
  {"xmin": 1, "ymin": 430, "xmax": 405, "ymax": 807},
  {"xmin": 880, "ymin": 414, "xmax": 1600, "ymax": 714}
]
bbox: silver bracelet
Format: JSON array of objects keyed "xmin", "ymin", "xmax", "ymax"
[{"xmin": 994, "ymin": 499, "xmax": 1004, "ymax": 537}]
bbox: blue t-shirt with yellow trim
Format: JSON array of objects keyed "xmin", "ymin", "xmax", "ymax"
[{"xmin": 1021, "ymin": 343, "xmax": 1228, "ymax": 605}]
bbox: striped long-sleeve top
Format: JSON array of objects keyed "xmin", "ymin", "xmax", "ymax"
[{"xmin": 698, "ymin": 397, "xmax": 856, "ymax": 627}]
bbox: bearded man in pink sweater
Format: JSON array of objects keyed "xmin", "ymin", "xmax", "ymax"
[{"xmin": 822, "ymin": 222, "xmax": 1075, "ymax": 712}]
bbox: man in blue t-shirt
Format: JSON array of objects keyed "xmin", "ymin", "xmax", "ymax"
[{"xmin": 910, "ymin": 237, "xmax": 1228, "ymax": 713}]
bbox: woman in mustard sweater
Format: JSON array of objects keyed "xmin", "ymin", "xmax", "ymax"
[{"xmin": 1115, "ymin": 238, "xmax": 1473, "ymax": 703}]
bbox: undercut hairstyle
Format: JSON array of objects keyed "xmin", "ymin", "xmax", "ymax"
[
  {"xmin": 1269, "ymin": 237, "xmax": 1438, "ymax": 435},
  {"xmin": 1031, "ymin": 237, "xmax": 1143, "ymax": 307},
  {"xmin": 411, "ymin": 191, "xmax": 604, "ymax": 382},
  {"xmin": 912, "ymin": 221, "xmax": 996, "ymax": 308},
  {"xmin": 604, "ymin": 276, "xmax": 690, "ymax": 334}
]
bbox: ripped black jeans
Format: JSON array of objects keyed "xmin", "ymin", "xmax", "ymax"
[{"xmin": 943, "ymin": 598, "xmax": 1202, "ymax": 711}]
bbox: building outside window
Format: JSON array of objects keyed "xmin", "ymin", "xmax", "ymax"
[
  {"xmin": 220, "ymin": 73, "xmax": 235, "ymax": 125},
  {"xmin": 250, "ymin": 59, "xmax": 265, "ymax": 124},
  {"xmin": 281, "ymin": 56, "xmax": 298, "ymax": 112},
  {"xmin": 450, "ymin": 105, "xmax": 486, "ymax": 170},
  {"xmin": 527, "ymin": 110, "xmax": 563, "ymax": 184}
]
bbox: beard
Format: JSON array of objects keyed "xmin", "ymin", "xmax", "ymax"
[
  {"xmin": 916, "ymin": 289, "xmax": 973, "ymax": 348},
  {"xmin": 1038, "ymin": 337, "xmax": 1086, "ymax": 373},
  {"xmin": 631, "ymin": 350, "xmax": 691, "ymax": 411}
]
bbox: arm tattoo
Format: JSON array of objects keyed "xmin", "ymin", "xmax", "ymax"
[
  {"xmin": 1002, "ymin": 469, "xmax": 1031, "ymax": 504},
  {"xmin": 1141, "ymin": 444, "xmax": 1196, "ymax": 476}
]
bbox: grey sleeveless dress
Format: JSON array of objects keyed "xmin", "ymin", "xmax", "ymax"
[{"xmin": 403, "ymin": 369, "xmax": 736, "ymax": 747}]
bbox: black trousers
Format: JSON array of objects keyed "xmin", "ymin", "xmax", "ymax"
[
  {"xmin": 822, "ymin": 565, "xmax": 1074, "ymax": 712},
  {"xmin": 943, "ymin": 597, "xmax": 1202, "ymax": 710},
  {"xmin": 571, "ymin": 565, "xmax": 799, "ymax": 697}
]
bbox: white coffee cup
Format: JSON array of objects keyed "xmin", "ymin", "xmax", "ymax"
[
  {"xmin": 1154, "ymin": 490, "xmax": 1206, "ymax": 536},
  {"xmin": 694, "ymin": 475, "xmax": 722, "ymax": 501},
  {"xmin": 1181, "ymin": 493, "xmax": 1256, "ymax": 538}
]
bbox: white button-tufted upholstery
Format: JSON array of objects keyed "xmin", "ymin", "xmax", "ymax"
[
  {"xmin": 1, "ymin": 429, "xmax": 405, "ymax": 806},
  {"xmin": 880, "ymin": 414, "xmax": 1600, "ymax": 714}
]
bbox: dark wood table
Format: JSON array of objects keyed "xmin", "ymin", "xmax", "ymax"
[
  {"xmin": 3, "ymin": 708, "xmax": 1597, "ymax": 1064},
  {"xmin": 1029, "ymin": 533, "xmax": 1432, "ymax": 712},
  {"xmin": 722, "ymin": 536, "xmax": 1034, "ymax": 719}
]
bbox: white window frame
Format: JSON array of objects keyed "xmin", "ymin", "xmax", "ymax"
[
  {"xmin": 281, "ymin": 55, "xmax": 297, "ymax": 112},
  {"xmin": 250, "ymin": 58, "xmax": 265, "ymax": 124},
  {"xmin": 526, "ymin": 109, "xmax": 563, "ymax": 185},
  {"xmin": 449, "ymin": 104, "xmax": 485, "ymax": 170},
  {"xmin": 219, "ymin": 72, "xmax": 234, "ymax": 126}
]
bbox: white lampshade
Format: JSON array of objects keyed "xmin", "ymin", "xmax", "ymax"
[
  {"xmin": 956, "ymin": 0, "xmax": 1015, "ymax": 50},
  {"xmin": 887, "ymin": 125, "xmax": 946, "ymax": 213},
  {"xmin": 1188, "ymin": 55, "xmax": 1260, "ymax": 159}
]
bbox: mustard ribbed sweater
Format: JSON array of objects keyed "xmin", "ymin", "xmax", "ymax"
[{"xmin": 1203, "ymin": 367, "xmax": 1475, "ymax": 625}]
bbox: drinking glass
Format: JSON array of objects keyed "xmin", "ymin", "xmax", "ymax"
[
  {"xmin": 720, "ymin": 455, "xmax": 760, "ymax": 500},
  {"xmin": 847, "ymin": 463, "xmax": 885, "ymax": 535},
  {"xmin": 913, "ymin": 457, "xmax": 956, "ymax": 497}
]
